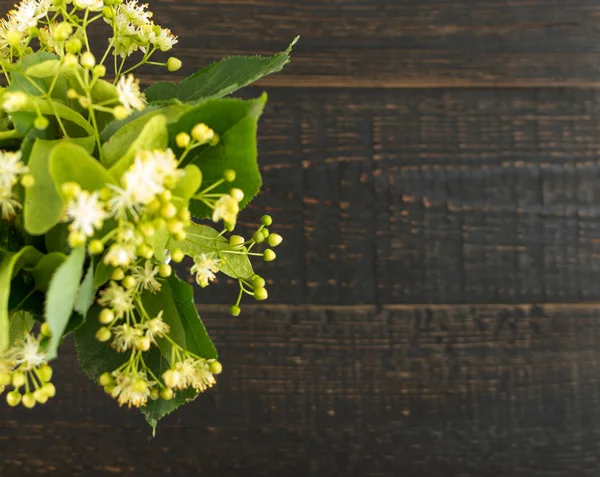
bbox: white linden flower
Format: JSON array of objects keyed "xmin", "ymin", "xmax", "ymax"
[
  {"xmin": 147, "ymin": 148, "xmax": 183, "ymax": 184},
  {"xmin": 12, "ymin": 0, "xmax": 49, "ymax": 32},
  {"xmin": 2, "ymin": 92, "xmax": 29, "ymax": 113},
  {"xmin": 212, "ymin": 195, "xmax": 240, "ymax": 226},
  {"xmin": 98, "ymin": 281, "xmax": 134, "ymax": 318},
  {"xmin": 116, "ymin": 74, "xmax": 146, "ymax": 113},
  {"xmin": 110, "ymin": 323, "xmax": 142, "ymax": 352},
  {"xmin": 148, "ymin": 26, "xmax": 177, "ymax": 52},
  {"xmin": 143, "ymin": 311, "xmax": 170, "ymax": 343},
  {"xmin": 190, "ymin": 253, "xmax": 220, "ymax": 288},
  {"xmin": 8, "ymin": 334, "xmax": 46, "ymax": 369},
  {"xmin": 109, "ymin": 13, "xmax": 140, "ymax": 58},
  {"xmin": 65, "ymin": 190, "xmax": 105, "ymax": 237},
  {"xmin": 191, "ymin": 359, "xmax": 216, "ymax": 392},
  {"xmin": 106, "ymin": 184, "xmax": 141, "ymax": 219},
  {"xmin": 111, "ymin": 371, "xmax": 154, "ymax": 408},
  {"xmin": 74, "ymin": 0, "xmax": 104, "ymax": 11},
  {"xmin": 0, "ymin": 187, "xmax": 22, "ymax": 220},
  {"xmin": 103, "ymin": 242, "xmax": 137, "ymax": 268},
  {"xmin": 122, "ymin": 152, "xmax": 164, "ymax": 204},
  {"xmin": 0, "ymin": 151, "xmax": 27, "ymax": 188},
  {"xmin": 131, "ymin": 259, "xmax": 161, "ymax": 293},
  {"xmin": 119, "ymin": 0, "xmax": 152, "ymax": 25}
]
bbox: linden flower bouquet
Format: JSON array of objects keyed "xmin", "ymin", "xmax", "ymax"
[{"xmin": 0, "ymin": 0, "xmax": 294, "ymax": 431}]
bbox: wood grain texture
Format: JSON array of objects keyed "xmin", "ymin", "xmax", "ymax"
[
  {"xmin": 192, "ymin": 87, "xmax": 600, "ymax": 305},
  {"xmin": 124, "ymin": 0, "xmax": 600, "ymax": 88},
  {"xmin": 3, "ymin": 304, "xmax": 600, "ymax": 476}
]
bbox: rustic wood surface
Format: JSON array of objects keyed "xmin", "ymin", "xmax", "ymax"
[{"xmin": 2, "ymin": 0, "xmax": 600, "ymax": 476}]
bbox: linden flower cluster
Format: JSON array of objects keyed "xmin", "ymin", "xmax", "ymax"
[
  {"xmin": 0, "ymin": 327, "xmax": 56, "ymax": 408},
  {"xmin": 0, "ymin": 0, "xmax": 181, "ymax": 159}
]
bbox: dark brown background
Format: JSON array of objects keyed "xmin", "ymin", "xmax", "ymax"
[{"xmin": 3, "ymin": 1, "xmax": 600, "ymax": 476}]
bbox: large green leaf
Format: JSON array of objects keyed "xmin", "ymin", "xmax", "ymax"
[
  {"xmin": 49, "ymin": 141, "xmax": 116, "ymax": 192},
  {"xmin": 31, "ymin": 252, "xmax": 66, "ymax": 292},
  {"xmin": 168, "ymin": 95, "xmax": 266, "ymax": 218},
  {"xmin": 0, "ymin": 246, "xmax": 44, "ymax": 352},
  {"xmin": 169, "ymin": 223, "xmax": 253, "ymax": 280},
  {"xmin": 8, "ymin": 311, "xmax": 35, "ymax": 343},
  {"xmin": 101, "ymin": 105, "xmax": 188, "ymax": 167},
  {"xmin": 24, "ymin": 138, "xmax": 96, "ymax": 235},
  {"xmin": 145, "ymin": 38, "xmax": 297, "ymax": 103},
  {"xmin": 108, "ymin": 114, "xmax": 169, "ymax": 180},
  {"xmin": 74, "ymin": 261, "xmax": 95, "ymax": 317},
  {"xmin": 44, "ymin": 246, "xmax": 86, "ymax": 359}
]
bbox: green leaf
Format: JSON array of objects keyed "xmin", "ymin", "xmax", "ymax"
[
  {"xmin": 147, "ymin": 222, "xmax": 169, "ymax": 262},
  {"xmin": 93, "ymin": 259, "xmax": 113, "ymax": 288},
  {"xmin": 169, "ymin": 95, "xmax": 267, "ymax": 218},
  {"xmin": 9, "ymin": 311, "xmax": 35, "ymax": 343},
  {"xmin": 75, "ymin": 304, "xmax": 127, "ymax": 381},
  {"xmin": 145, "ymin": 38, "xmax": 297, "ymax": 103},
  {"xmin": 31, "ymin": 251, "xmax": 66, "ymax": 292},
  {"xmin": 101, "ymin": 105, "xmax": 188, "ymax": 167},
  {"xmin": 49, "ymin": 141, "xmax": 116, "ymax": 192},
  {"xmin": 0, "ymin": 246, "xmax": 44, "ymax": 353},
  {"xmin": 141, "ymin": 347, "xmax": 198, "ymax": 434},
  {"xmin": 169, "ymin": 223, "xmax": 253, "ymax": 280},
  {"xmin": 108, "ymin": 114, "xmax": 169, "ymax": 179},
  {"xmin": 171, "ymin": 164, "xmax": 202, "ymax": 201},
  {"xmin": 44, "ymin": 246, "xmax": 86, "ymax": 359},
  {"xmin": 143, "ymin": 274, "xmax": 217, "ymax": 359},
  {"xmin": 74, "ymin": 261, "xmax": 95, "ymax": 317},
  {"xmin": 25, "ymin": 59, "xmax": 61, "ymax": 78},
  {"xmin": 24, "ymin": 138, "xmax": 96, "ymax": 235}
]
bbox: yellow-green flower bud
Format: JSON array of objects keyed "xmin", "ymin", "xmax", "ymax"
[
  {"xmin": 96, "ymin": 327, "xmax": 111, "ymax": 342},
  {"xmin": 99, "ymin": 308, "xmax": 115, "ymax": 325},
  {"xmin": 111, "ymin": 268, "xmax": 125, "ymax": 281},
  {"xmin": 99, "ymin": 372, "xmax": 114, "ymax": 387},
  {"xmin": 63, "ymin": 53, "xmax": 78, "ymax": 68},
  {"xmin": 252, "ymin": 231, "xmax": 265, "ymax": 243},
  {"xmin": 92, "ymin": 65, "xmax": 107, "ymax": 78},
  {"xmin": 209, "ymin": 361, "xmax": 223, "ymax": 375},
  {"xmin": 140, "ymin": 222, "xmax": 155, "ymax": 237},
  {"xmin": 230, "ymin": 188, "xmax": 244, "ymax": 202},
  {"xmin": 65, "ymin": 37, "xmax": 82, "ymax": 54},
  {"xmin": 263, "ymin": 249, "xmax": 276, "ymax": 262},
  {"xmin": 175, "ymin": 132, "xmax": 190, "ymax": 148},
  {"xmin": 34, "ymin": 116, "xmax": 49, "ymax": 130},
  {"xmin": 12, "ymin": 372, "xmax": 26, "ymax": 388},
  {"xmin": 0, "ymin": 372, "xmax": 11, "ymax": 386},
  {"xmin": 6, "ymin": 390, "xmax": 21, "ymax": 407},
  {"xmin": 53, "ymin": 22, "xmax": 73, "ymax": 42},
  {"xmin": 68, "ymin": 231, "xmax": 86, "ymax": 248},
  {"xmin": 167, "ymin": 219, "xmax": 184, "ymax": 235},
  {"xmin": 88, "ymin": 240, "xmax": 104, "ymax": 255},
  {"xmin": 158, "ymin": 263, "xmax": 172, "ymax": 278},
  {"xmin": 42, "ymin": 382, "xmax": 56, "ymax": 398},
  {"xmin": 33, "ymin": 388, "xmax": 47, "ymax": 404},
  {"xmin": 254, "ymin": 287, "xmax": 268, "ymax": 301},
  {"xmin": 167, "ymin": 57, "xmax": 182, "ymax": 72},
  {"xmin": 137, "ymin": 244, "xmax": 154, "ymax": 259},
  {"xmin": 261, "ymin": 215, "xmax": 273, "ymax": 226},
  {"xmin": 160, "ymin": 387, "xmax": 174, "ymax": 400},
  {"xmin": 38, "ymin": 365, "xmax": 53, "ymax": 382},
  {"xmin": 171, "ymin": 248, "xmax": 184, "ymax": 263},
  {"xmin": 6, "ymin": 31, "xmax": 23, "ymax": 47},
  {"xmin": 102, "ymin": 6, "xmax": 114, "ymax": 19},
  {"xmin": 40, "ymin": 322, "xmax": 51, "ymax": 337},
  {"xmin": 20, "ymin": 174, "xmax": 35, "ymax": 188},
  {"xmin": 229, "ymin": 306, "xmax": 241, "ymax": 317},
  {"xmin": 251, "ymin": 275, "xmax": 266, "ymax": 289},
  {"xmin": 22, "ymin": 392, "xmax": 36, "ymax": 408},
  {"xmin": 135, "ymin": 336, "xmax": 151, "ymax": 352},
  {"xmin": 150, "ymin": 388, "xmax": 160, "ymax": 400},
  {"xmin": 223, "ymin": 169, "xmax": 236, "ymax": 182},
  {"xmin": 61, "ymin": 181, "xmax": 81, "ymax": 198},
  {"xmin": 80, "ymin": 51, "xmax": 96, "ymax": 69},
  {"xmin": 229, "ymin": 235, "xmax": 245, "ymax": 247},
  {"xmin": 122, "ymin": 275, "xmax": 136, "ymax": 289},
  {"xmin": 267, "ymin": 233, "xmax": 283, "ymax": 247},
  {"xmin": 173, "ymin": 230, "xmax": 187, "ymax": 241},
  {"xmin": 113, "ymin": 106, "xmax": 129, "ymax": 120},
  {"xmin": 160, "ymin": 203, "xmax": 177, "ymax": 219},
  {"xmin": 191, "ymin": 123, "xmax": 215, "ymax": 144}
]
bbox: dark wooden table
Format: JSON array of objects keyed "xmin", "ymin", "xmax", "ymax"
[{"xmin": 3, "ymin": 1, "xmax": 600, "ymax": 475}]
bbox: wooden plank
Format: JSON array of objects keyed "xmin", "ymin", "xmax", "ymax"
[
  {"xmin": 184, "ymin": 87, "xmax": 600, "ymax": 305},
  {"xmin": 97, "ymin": 0, "xmax": 600, "ymax": 88},
  {"xmin": 2, "ymin": 304, "xmax": 600, "ymax": 475}
]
